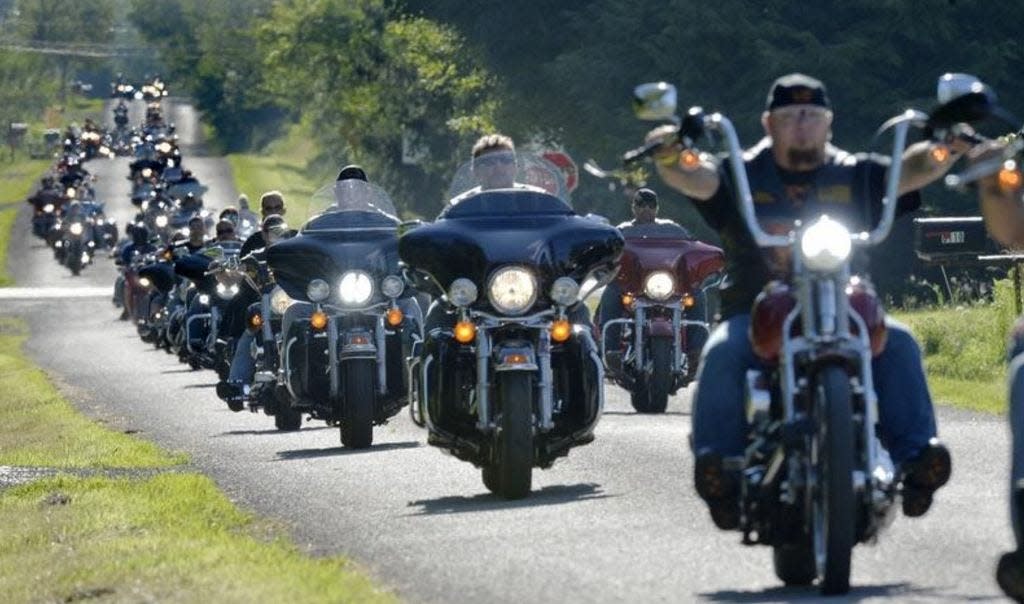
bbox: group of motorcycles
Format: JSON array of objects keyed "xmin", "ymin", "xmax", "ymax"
[
  {"xmin": 97, "ymin": 71, "xmax": 1020, "ymax": 597},
  {"xmin": 25, "ymin": 121, "xmax": 119, "ymax": 276}
]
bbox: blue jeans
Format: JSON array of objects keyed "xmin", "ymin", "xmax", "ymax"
[
  {"xmin": 1006, "ymin": 321, "xmax": 1024, "ymax": 548},
  {"xmin": 691, "ymin": 313, "xmax": 937, "ymax": 465}
]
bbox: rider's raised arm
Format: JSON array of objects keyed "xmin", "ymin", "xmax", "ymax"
[
  {"xmin": 971, "ymin": 141, "xmax": 1024, "ymax": 249},
  {"xmin": 646, "ymin": 124, "xmax": 721, "ymax": 201},
  {"xmin": 896, "ymin": 139, "xmax": 971, "ymax": 196}
]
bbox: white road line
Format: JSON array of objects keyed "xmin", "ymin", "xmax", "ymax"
[{"xmin": 0, "ymin": 287, "xmax": 110, "ymax": 300}]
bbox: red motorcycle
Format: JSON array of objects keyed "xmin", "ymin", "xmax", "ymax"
[{"xmin": 599, "ymin": 221, "xmax": 723, "ymax": 413}]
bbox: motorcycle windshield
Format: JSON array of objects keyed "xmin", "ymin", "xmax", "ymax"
[
  {"xmin": 446, "ymin": 152, "xmax": 571, "ymax": 207},
  {"xmin": 400, "ymin": 189, "xmax": 623, "ymax": 311},
  {"xmin": 267, "ymin": 180, "xmax": 402, "ymax": 303}
]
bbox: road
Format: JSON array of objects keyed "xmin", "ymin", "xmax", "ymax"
[{"xmin": 1, "ymin": 99, "xmax": 1014, "ymax": 603}]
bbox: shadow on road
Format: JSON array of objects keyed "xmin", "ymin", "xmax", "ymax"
[
  {"xmin": 698, "ymin": 582, "xmax": 980, "ymax": 602},
  {"xmin": 182, "ymin": 383, "xmax": 218, "ymax": 389},
  {"xmin": 216, "ymin": 426, "xmax": 331, "ymax": 437},
  {"xmin": 601, "ymin": 410, "xmax": 690, "ymax": 417},
  {"xmin": 406, "ymin": 482, "xmax": 612, "ymax": 516},
  {"xmin": 161, "ymin": 368, "xmax": 197, "ymax": 374},
  {"xmin": 274, "ymin": 440, "xmax": 420, "ymax": 460}
]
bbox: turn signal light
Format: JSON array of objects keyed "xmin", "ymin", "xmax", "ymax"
[
  {"xmin": 310, "ymin": 310, "xmax": 328, "ymax": 331},
  {"xmin": 503, "ymin": 353, "xmax": 529, "ymax": 365},
  {"xmin": 999, "ymin": 165, "xmax": 1022, "ymax": 191},
  {"xmin": 250, "ymin": 313, "xmax": 262, "ymax": 329},
  {"xmin": 454, "ymin": 320, "xmax": 476, "ymax": 344},
  {"xmin": 930, "ymin": 144, "xmax": 951, "ymax": 164},
  {"xmin": 679, "ymin": 149, "xmax": 701, "ymax": 170},
  {"xmin": 621, "ymin": 294, "xmax": 634, "ymax": 308},
  {"xmin": 349, "ymin": 335, "xmax": 370, "ymax": 346},
  {"xmin": 550, "ymin": 319, "xmax": 571, "ymax": 343},
  {"xmin": 681, "ymin": 294, "xmax": 695, "ymax": 308},
  {"xmin": 386, "ymin": 307, "xmax": 404, "ymax": 326}
]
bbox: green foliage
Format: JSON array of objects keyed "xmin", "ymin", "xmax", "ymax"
[{"xmin": 258, "ymin": 0, "xmax": 498, "ymax": 215}]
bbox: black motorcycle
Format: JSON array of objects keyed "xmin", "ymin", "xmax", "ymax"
[
  {"xmin": 400, "ymin": 160, "xmax": 623, "ymax": 499},
  {"xmin": 267, "ymin": 180, "xmax": 417, "ymax": 448}
]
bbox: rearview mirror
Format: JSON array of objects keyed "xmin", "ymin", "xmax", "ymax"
[
  {"xmin": 930, "ymin": 73, "xmax": 997, "ymax": 128},
  {"xmin": 633, "ymin": 82, "xmax": 678, "ymax": 121}
]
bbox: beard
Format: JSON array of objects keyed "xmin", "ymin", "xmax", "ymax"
[{"xmin": 786, "ymin": 147, "xmax": 824, "ymax": 169}]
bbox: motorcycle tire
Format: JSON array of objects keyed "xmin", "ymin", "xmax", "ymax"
[
  {"xmin": 483, "ymin": 372, "xmax": 533, "ymax": 500},
  {"xmin": 274, "ymin": 404, "xmax": 302, "ymax": 432},
  {"xmin": 813, "ymin": 364, "xmax": 856, "ymax": 595},
  {"xmin": 339, "ymin": 359, "xmax": 374, "ymax": 449},
  {"xmin": 772, "ymin": 544, "xmax": 816, "ymax": 586},
  {"xmin": 629, "ymin": 337, "xmax": 672, "ymax": 414}
]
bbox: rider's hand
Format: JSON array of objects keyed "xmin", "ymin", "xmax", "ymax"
[{"xmin": 645, "ymin": 124, "xmax": 682, "ymax": 167}]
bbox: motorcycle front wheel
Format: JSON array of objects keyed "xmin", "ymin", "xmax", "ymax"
[
  {"xmin": 629, "ymin": 336, "xmax": 673, "ymax": 414},
  {"xmin": 483, "ymin": 372, "xmax": 534, "ymax": 499},
  {"xmin": 811, "ymin": 364, "xmax": 856, "ymax": 595},
  {"xmin": 339, "ymin": 358, "xmax": 374, "ymax": 449}
]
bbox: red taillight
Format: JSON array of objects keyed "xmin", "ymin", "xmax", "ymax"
[
  {"xmin": 749, "ymin": 281, "xmax": 797, "ymax": 362},
  {"xmin": 847, "ymin": 278, "xmax": 887, "ymax": 356}
]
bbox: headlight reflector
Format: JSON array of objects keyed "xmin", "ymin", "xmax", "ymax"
[
  {"xmin": 644, "ymin": 271, "xmax": 675, "ymax": 301},
  {"xmin": 339, "ymin": 271, "xmax": 373, "ymax": 305},
  {"xmin": 800, "ymin": 216, "xmax": 852, "ymax": 272},
  {"xmin": 448, "ymin": 278, "xmax": 478, "ymax": 307},
  {"xmin": 306, "ymin": 279, "xmax": 330, "ymax": 303},
  {"xmin": 488, "ymin": 266, "xmax": 537, "ymax": 315},
  {"xmin": 381, "ymin": 275, "xmax": 404, "ymax": 298},
  {"xmin": 271, "ymin": 285, "xmax": 294, "ymax": 314},
  {"xmin": 550, "ymin": 277, "xmax": 580, "ymax": 306}
]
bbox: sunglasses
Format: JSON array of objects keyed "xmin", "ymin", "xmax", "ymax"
[
  {"xmin": 217, "ymin": 229, "xmax": 234, "ymax": 236},
  {"xmin": 633, "ymin": 201, "xmax": 658, "ymax": 208}
]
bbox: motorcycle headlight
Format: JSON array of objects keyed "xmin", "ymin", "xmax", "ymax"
[
  {"xmin": 155, "ymin": 214, "xmax": 168, "ymax": 228},
  {"xmin": 157, "ymin": 142, "xmax": 172, "ymax": 154},
  {"xmin": 139, "ymin": 276, "xmax": 152, "ymax": 288},
  {"xmin": 306, "ymin": 279, "xmax": 330, "ymax": 303},
  {"xmin": 216, "ymin": 282, "xmax": 239, "ymax": 299},
  {"xmin": 644, "ymin": 271, "xmax": 675, "ymax": 301},
  {"xmin": 198, "ymin": 293, "xmax": 210, "ymax": 305},
  {"xmin": 487, "ymin": 266, "xmax": 537, "ymax": 315},
  {"xmin": 800, "ymin": 216, "xmax": 852, "ymax": 272},
  {"xmin": 271, "ymin": 285, "xmax": 294, "ymax": 314},
  {"xmin": 141, "ymin": 168, "xmax": 152, "ymax": 178},
  {"xmin": 448, "ymin": 278, "xmax": 477, "ymax": 307},
  {"xmin": 338, "ymin": 271, "xmax": 373, "ymax": 306},
  {"xmin": 66, "ymin": 187, "xmax": 76, "ymax": 198},
  {"xmin": 381, "ymin": 275, "xmax": 404, "ymax": 298},
  {"xmin": 43, "ymin": 204, "xmax": 54, "ymax": 213},
  {"xmin": 549, "ymin": 277, "xmax": 580, "ymax": 306},
  {"xmin": 69, "ymin": 223, "xmax": 84, "ymax": 236}
]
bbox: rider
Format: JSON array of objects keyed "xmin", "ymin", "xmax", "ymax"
[
  {"xmin": 647, "ymin": 73, "xmax": 960, "ymax": 529},
  {"xmin": 447, "ymin": 134, "xmax": 546, "ymax": 207},
  {"xmin": 240, "ymin": 191, "xmax": 288, "ymax": 256},
  {"xmin": 969, "ymin": 140, "xmax": 1024, "ymax": 601},
  {"xmin": 597, "ymin": 187, "xmax": 706, "ymax": 374},
  {"xmin": 219, "ymin": 214, "xmax": 294, "ymax": 411}
]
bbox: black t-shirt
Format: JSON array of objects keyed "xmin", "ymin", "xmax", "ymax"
[{"xmin": 693, "ymin": 138, "xmax": 920, "ymax": 319}]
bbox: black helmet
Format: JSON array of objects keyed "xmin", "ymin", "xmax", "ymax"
[{"xmin": 336, "ymin": 164, "xmax": 368, "ymax": 182}]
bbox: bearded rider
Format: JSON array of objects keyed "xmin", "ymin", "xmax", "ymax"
[{"xmin": 647, "ymin": 73, "xmax": 962, "ymax": 529}]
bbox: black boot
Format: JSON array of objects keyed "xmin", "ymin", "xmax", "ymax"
[
  {"xmin": 900, "ymin": 439, "xmax": 952, "ymax": 517},
  {"xmin": 694, "ymin": 451, "xmax": 741, "ymax": 530},
  {"xmin": 998, "ymin": 550, "xmax": 1024, "ymax": 603}
]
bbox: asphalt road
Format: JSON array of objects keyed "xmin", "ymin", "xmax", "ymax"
[{"xmin": 1, "ymin": 100, "xmax": 1015, "ymax": 603}]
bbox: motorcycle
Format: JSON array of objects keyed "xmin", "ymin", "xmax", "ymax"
[
  {"xmin": 266, "ymin": 180, "xmax": 416, "ymax": 447},
  {"xmin": 177, "ymin": 243, "xmax": 244, "ymax": 375},
  {"xmin": 628, "ymin": 79, "xmax": 964, "ymax": 593},
  {"xmin": 400, "ymin": 155, "xmax": 623, "ymax": 498},
  {"xmin": 600, "ymin": 220, "xmax": 724, "ymax": 413}
]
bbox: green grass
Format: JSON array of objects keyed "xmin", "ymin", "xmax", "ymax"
[
  {"xmin": 0, "ymin": 316, "xmax": 390, "ymax": 601},
  {"xmin": 0, "ymin": 474, "xmax": 393, "ymax": 603},
  {"xmin": 0, "ymin": 318, "xmax": 182, "ymax": 468},
  {"xmin": 226, "ymin": 121, "xmax": 328, "ymax": 221},
  {"xmin": 893, "ymin": 279, "xmax": 1017, "ymax": 414}
]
